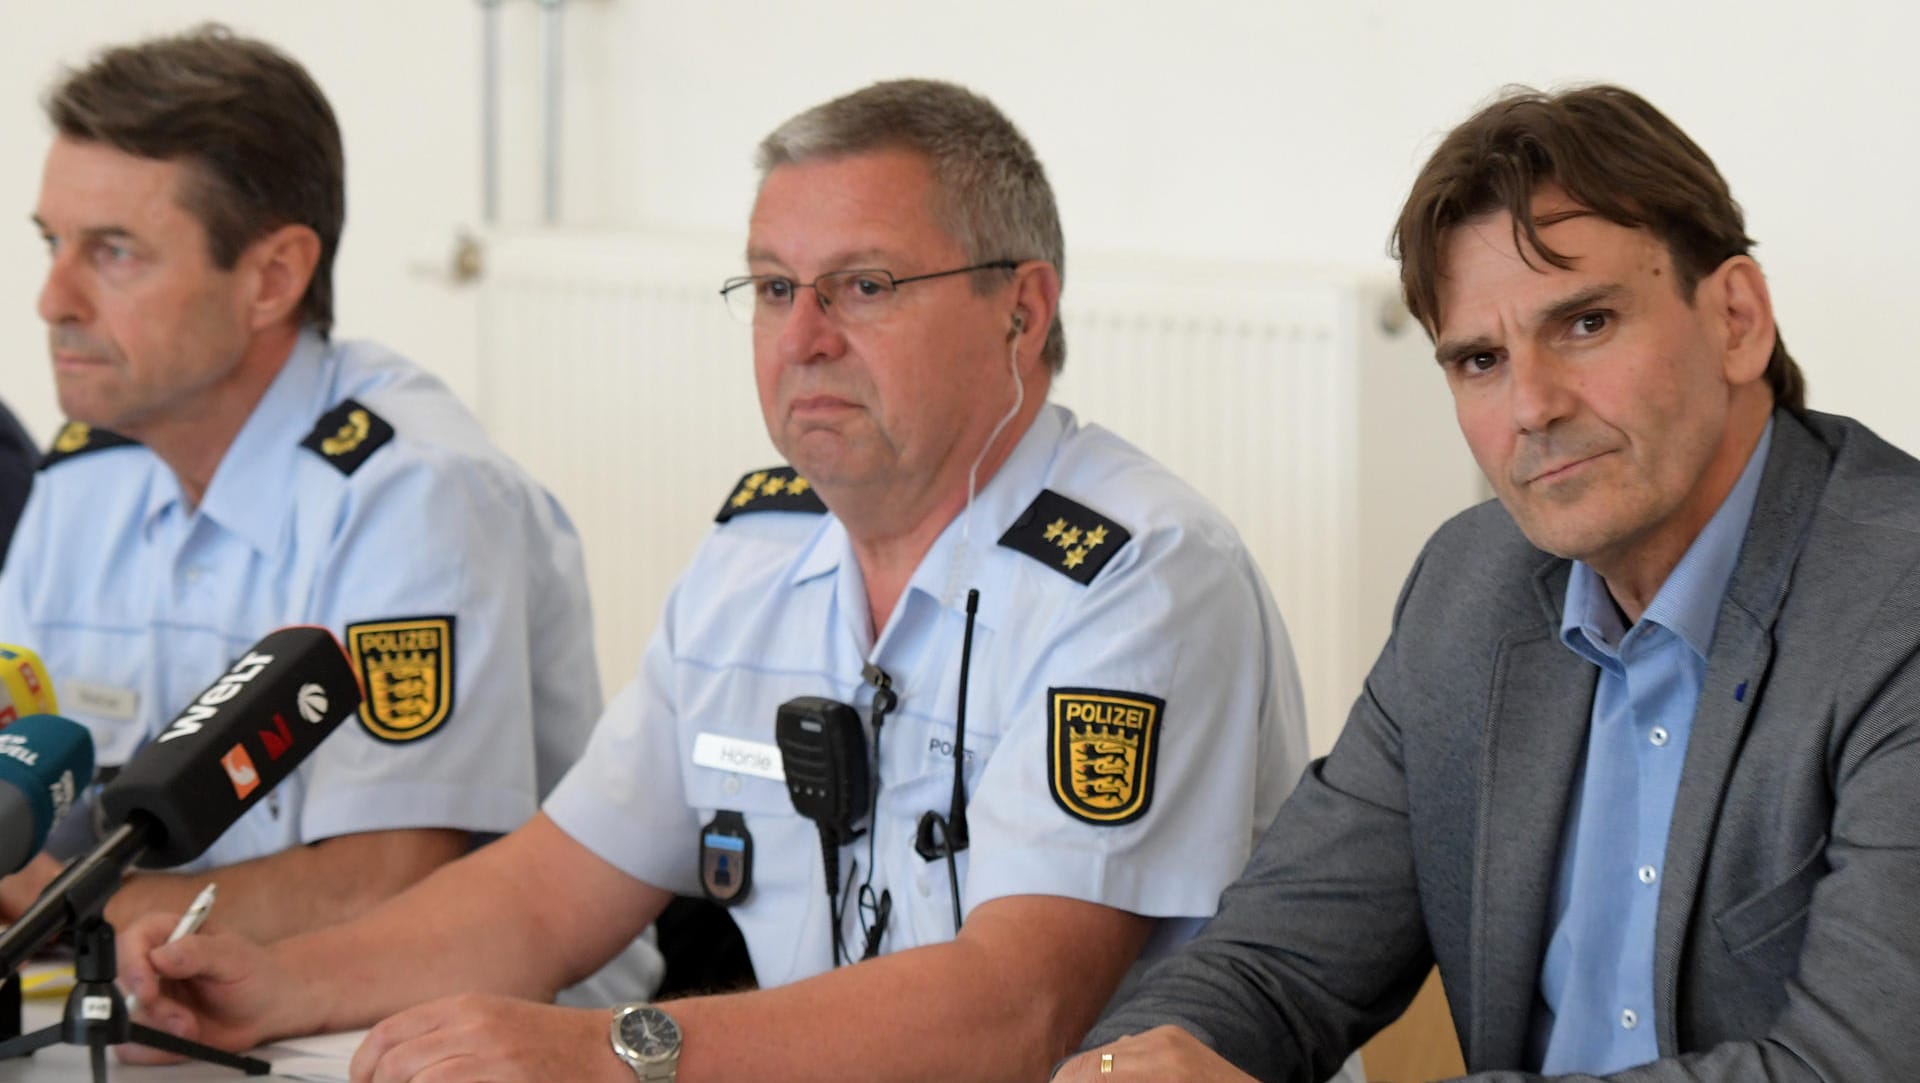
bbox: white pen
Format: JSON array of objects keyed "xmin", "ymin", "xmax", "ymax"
[
  {"xmin": 126, "ymin": 882, "xmax": 217, "ymax": 1014},
  {"xmin": 167, "ymin": 883, "xmax": 218, "ymax": 943}
]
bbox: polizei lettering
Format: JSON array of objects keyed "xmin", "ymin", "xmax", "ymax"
[
  {"xmin": 157, "ymin": 651, "xmax": 275, "ymax": 743},
  {"xmin": 355, "ymin": 627, "xmax": 442, "ymax": 653},
  {"xmin": 1060, "ymin": 700, "xmax": 1149, "ymax": 729}
]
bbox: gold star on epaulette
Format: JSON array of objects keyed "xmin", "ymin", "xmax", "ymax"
[
  {"xmin": 714, "ymin": 465, "xmax": 829, "ymax": 522},
  {"xmin": 998, "ymin": 490, "xmax": 1133, "ymax": 586}
]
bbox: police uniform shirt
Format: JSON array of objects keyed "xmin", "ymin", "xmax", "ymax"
[
  {"xmin": 545, "ymin": 402, "xmax": 1312, "ymax": 987},
  {"xmin": 0, "ymin": 332, "xmax": 602, "ymax": 872}
]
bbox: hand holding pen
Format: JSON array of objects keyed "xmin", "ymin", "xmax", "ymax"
[{"xmin": 124, "ymin": 882, "xmax": 215, "ymax": 1014}]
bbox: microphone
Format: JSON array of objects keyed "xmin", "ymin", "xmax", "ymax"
[
  {"xmin": 98, "ymin": 625, "xmax": 362, "ymax": 867},
  {"xmin": 0, "ymin": 715, "xmax": 93, "ymax": 875},
  {"xmin": 0, "ymin": 645, "xmax": 57, "ymax": 728},
  {"xmin": 0, "ymin": 627, "xmax": 362, "ymax": 976}
]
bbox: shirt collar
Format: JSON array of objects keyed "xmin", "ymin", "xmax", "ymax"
[
  {"xmin": 191, "ymin": 331, "xmax": 333, "ymax": 556},
  {"xmin": 1561, "ymin": 418, "xmax": 1775, "ymax": 662},
  {"xmin": 789, "ymin": 403, "xmax": 1071, "ymax": 635}
]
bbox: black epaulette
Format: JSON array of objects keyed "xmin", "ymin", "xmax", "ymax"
[
  {"xmin": 998, "ymin": 489, "xmax": 1132, "ymax": 585},
  {"xmin": 715, "ymin": 466, "xmax": 826, "ymax": 522},
  {"xmin": 39, "ymin": 422, "xmax": 136, "ymax": 470},
  {"xmin": 300, "ymin": 398, "xmax": 396, "ymax": 476}
]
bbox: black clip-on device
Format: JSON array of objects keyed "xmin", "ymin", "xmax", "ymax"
[{"xmin": 0, "ymin": 823, "xmax": 270, "ymax": 1079}]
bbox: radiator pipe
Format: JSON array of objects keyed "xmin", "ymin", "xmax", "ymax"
[{"xmin": 540, "ymin": 0, "xmax": 564, "ymax": 225}]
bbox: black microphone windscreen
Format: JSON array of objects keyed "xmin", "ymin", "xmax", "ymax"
[{"xmin": 98, "ymin": 626, "xmax": 363, "ymax": 867}]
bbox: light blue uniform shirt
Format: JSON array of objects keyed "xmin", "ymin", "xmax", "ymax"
[
  {"xmin": 548, "ymin": 402, "xmax": 1316, "ymax": 985},
  {"xmin": 0, "ymin": 332, "xmax": 601, "ymax": 872},
  {"xmin": 1535, "ymin": 421, "xmax": 1774, "ymax": 1073}
]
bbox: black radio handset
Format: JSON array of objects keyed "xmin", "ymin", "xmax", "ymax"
[
  {"xmin": 776, "ymin": 662, "xmax": 900, "ymax": 966},
  {"xmin": 776, "ymin": 695, "xmax": 868, "ymax": 965},
  {"xmin": 915, "ymin": 588, "xmax": 980, "ymax": 931}
]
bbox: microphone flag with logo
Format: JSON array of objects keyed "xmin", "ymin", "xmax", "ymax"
[
  {"xmin": 0, "ymin": 714, "xmax": 93, "ymax": 874},
  {"xmin": 0, "ymin": 645, "xmax": 57, "ymax": 727},
  {"xmin": 98, "ymin": 625, "xmax": 362, "ymax": 867}
]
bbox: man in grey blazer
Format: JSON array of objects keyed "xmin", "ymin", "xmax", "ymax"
[{"xmin": 1058, "ymin": 85, "xmax": 1920, "ymax": 1081}]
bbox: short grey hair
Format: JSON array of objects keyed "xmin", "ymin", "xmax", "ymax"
[{"xmin": 758, "ymin": 78, "xmax": 1067, "ymax": 372}]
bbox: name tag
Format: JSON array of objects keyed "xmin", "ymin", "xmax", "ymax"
[
  {"xmin": 68, "ymin": 681, "xmax": 139, "ymax": 723},
  {"xmin": 691, "ymin": 733, "xmax": 785, "ymax": 781}
]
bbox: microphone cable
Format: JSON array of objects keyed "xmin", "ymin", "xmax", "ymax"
[
  {"xmin": 915, "ymin": 588, "xmax": 980, "ymax": 932},
  {"xmin": 855, "ymin": 664, "xmax": 897, "ymax": 960}
]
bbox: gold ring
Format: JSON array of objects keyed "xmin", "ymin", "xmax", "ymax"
[{"xmin": 1100, "ymin": 1052, "xmax": 1114, "ymax": 1074}]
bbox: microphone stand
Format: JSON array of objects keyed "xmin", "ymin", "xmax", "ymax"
[{"xmin": 0, "ymin": 821, "xmax": 269, "ymax": 1078}]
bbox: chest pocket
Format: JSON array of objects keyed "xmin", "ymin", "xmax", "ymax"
[{"xmin": 1714, "ymin": 834, "xmax": 1828, "ymax": 980}]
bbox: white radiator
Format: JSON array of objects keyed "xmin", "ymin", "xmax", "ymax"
[{"xmin": 476, "ymin": 233, "xmax": 1483, "ymax": 752}]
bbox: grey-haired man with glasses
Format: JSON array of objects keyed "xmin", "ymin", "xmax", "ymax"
[{"xmin": 119, "ymin": 79, "xmax": 1343, "ymax": 1083}]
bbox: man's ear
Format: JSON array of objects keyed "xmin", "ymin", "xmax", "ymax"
[
  {"xmin": 241, "ymin": 223, "xmax": 322, "ymax": 332},
  {"xmin": 1009, "ymin": 259, "xmax": 1061, "ymax": 373},
  {"xmin": 1710, "ymin": 254, "xmax": 1775, "ymax": 387}
]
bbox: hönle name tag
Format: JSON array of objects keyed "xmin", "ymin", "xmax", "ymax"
[{"xmin": 691, "ymin": 733, "xmax": 785, "ymax": 781}]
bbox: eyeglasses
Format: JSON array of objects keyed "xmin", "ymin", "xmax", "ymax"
[{"xmin": 718, "ymin": 260, "xmax": 1018, "ymax": 326}]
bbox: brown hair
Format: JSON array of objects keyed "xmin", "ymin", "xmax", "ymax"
[
  {"xmin": 46, "ymin": 25, "xmax": 345, "ymax": 337},
  {"xmin": 1393, "ymin": 84, "xmax": 1803, "ymax": 413}
]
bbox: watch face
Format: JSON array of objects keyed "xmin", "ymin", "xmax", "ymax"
[{"xmin": 618, "ymin": 1006, "xmax": 682, "ymax": 1061}]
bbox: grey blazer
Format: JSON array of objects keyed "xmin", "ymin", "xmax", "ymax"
[{"xmin": 1086, "ymin": 409, "xmax": 1920, "ymax": 1081}]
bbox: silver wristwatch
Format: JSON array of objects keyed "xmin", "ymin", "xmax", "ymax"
[{"xmin": 610, "ymin": 1003, "xmax": 681, "ymax": 1081}]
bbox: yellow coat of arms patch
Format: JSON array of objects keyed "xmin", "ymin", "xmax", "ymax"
[
  {"xmin": 346, "ymin": 617, "xmax": 455, "ymax": 742},
  {"xmin": 1049, "ymin": 687, "xmax": 1164, "ymax": 825}
]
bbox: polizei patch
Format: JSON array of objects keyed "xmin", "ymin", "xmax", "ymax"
[
  {"xmin": 1048, "ymin": 687, "xmax": 1164, "ymax": 825},
  {"xmin": 346, "ymin": 617, "xmax": 454, "ymax": 742}
]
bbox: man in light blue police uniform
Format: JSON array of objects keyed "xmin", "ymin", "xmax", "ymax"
[
  {"xmin": 120, "ymin": 80, "xmax": 1359, "ymax": 1083},
  {"xmin": 0, "ymin": 28, "xmax": 609, "ymax": 957},
  {"xmin": 118, "ymin": 78, "xmax": 1356, "ymax": 1083}
]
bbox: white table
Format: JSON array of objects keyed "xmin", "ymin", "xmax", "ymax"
[{"xmin": 0, "ymin": 1002, "xmax": 304, "ymax": 1081}]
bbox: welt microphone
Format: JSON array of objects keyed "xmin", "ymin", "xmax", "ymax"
[
  {"xmin": 97, "ymin": 625, "xmax": 362, "ymax": 867},
  {"xmin": 0, "ymin": 645, "xmax": 57, "ymax": 727},
  {"xmin": 0, "ymin": 714, "xmax": 94, "ymax": 875},
  {"xmin": 0, "ymin": 626, "xmax": 362, "ymax": 975}
]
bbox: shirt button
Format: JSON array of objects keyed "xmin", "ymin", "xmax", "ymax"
[
  {"xmin": 722, "ymin": 775, "xmax": 741, "ymax": 795},
  {"xmin": 1620, "ymin": 1008, "xmax": 1639, "ymax": 1030},
  {"xmin": 183, "ymin": 566, "xmax": 207, "ymax": 583},
  {"xmin": 1638, "ymin": 864, "xmax": 1658, "ymax": 885},
  {"xmin": 1650, "ymin": 727, "xmax": 1670, "ymax": 747},
  {"xmin": 915, "ymin": 872, "xmax": 931, "ymax": 897}
]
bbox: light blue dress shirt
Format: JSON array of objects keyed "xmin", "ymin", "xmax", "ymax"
[
  {"xmin": 547, "ymin": 402, "xmax": 1316, "ymax": 985},
  {"xmin": 0, "ymin": 332, "xmax": 601, "ymax": 872},
  {"xmin": 1535, "ymin": 421, "xmax": 1775, "ymax": 1073}
]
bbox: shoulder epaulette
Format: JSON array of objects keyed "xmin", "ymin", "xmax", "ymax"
[
  {"xmin": 715, "ymin": 466, "xmax": 826, "ymax": 522},
  {"xmin": 40, "ymin": 422, "xmax": 136, "ymax": 470},
  {"xmin": 998, "ymin": 489, "xmax": 1132, "ymax": 585},
  {"xmin": 300, "ymin": 398, "xmax": 395, "ymax": 476}
]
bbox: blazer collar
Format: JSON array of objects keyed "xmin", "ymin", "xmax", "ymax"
[
  {"xmin": 1471, "ymin": 554, "xmax": 1594, "ymax": 1069},
  {"xmin": 1650, "ymin": 409, "xmax": 1831, "ymax": 1052}
]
